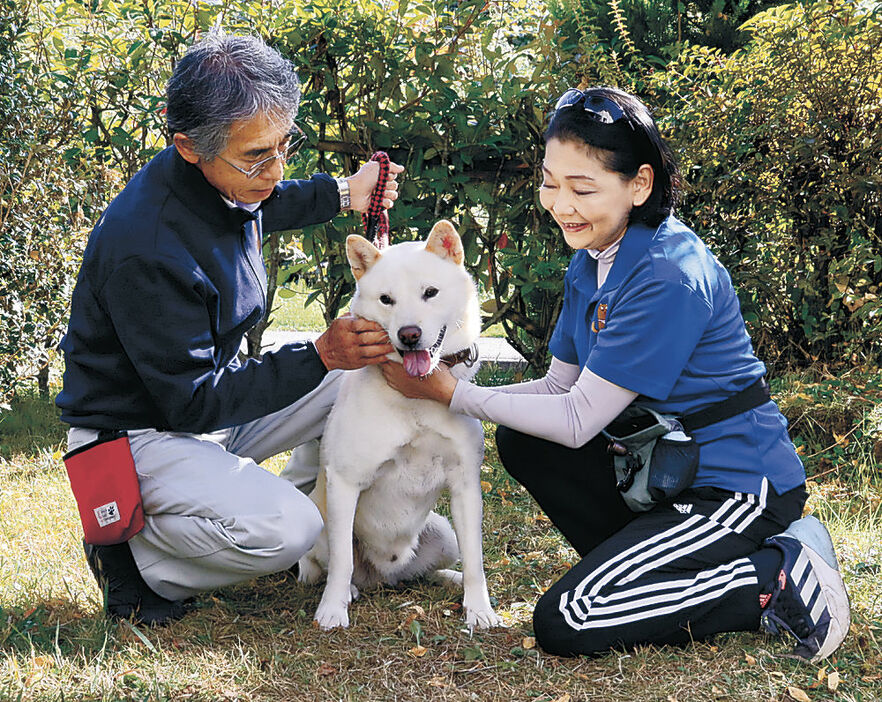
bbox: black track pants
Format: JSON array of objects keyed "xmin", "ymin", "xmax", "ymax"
[{"xmin": 495, "ymin": 425, "xmax": 806, "ymax": 656}]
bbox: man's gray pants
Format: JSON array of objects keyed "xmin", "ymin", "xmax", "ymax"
[{"xmin": 67, "ymin": 371, "xmax": 340, "ymax": 601}]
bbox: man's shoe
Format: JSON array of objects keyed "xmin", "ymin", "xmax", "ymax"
[
  {"xmin": 761, "ymin": 516, "xmax": 851, "ymax": 662},
  {"xmin": 84, "ymin": 541, "xmax": 190, "ymax": 626}
]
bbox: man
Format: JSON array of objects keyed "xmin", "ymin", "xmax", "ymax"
[{"xmin": 56, "ymin": 29, "xmax": 402, "ymax": 624}]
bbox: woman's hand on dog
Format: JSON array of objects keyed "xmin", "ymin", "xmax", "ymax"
[
  {"xmin": 314, "ymin": 314, "xmax": 396, "ymax": 370},
  {"xmin": 346, "ymin": 160, "xmax": 404, "ymax": 212},
  {"xmin": 380, "ymin": 360, "xmax": 457, "ymax": 405}
]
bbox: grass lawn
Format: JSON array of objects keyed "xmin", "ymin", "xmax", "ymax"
[{"xmin": 2, "ymin": 359, "xmax": 881, "ymax": 699}]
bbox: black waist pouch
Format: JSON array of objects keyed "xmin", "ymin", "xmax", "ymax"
[{"xmin": 602, "ymin": 406, "xmax": 700, "ymax": 512}]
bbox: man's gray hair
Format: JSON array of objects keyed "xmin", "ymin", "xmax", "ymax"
[{"xmin": 166, "ymin": 29, "xmax": 301, "ymax": 160}]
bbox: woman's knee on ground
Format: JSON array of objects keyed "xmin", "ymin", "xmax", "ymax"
[
  {"xmin": 533, "ymin": 585, "xmax": 646, "ymax": 657},
  {"xmin": 533, "ymin": 587, "xmax": 605, "ymax": 656}
]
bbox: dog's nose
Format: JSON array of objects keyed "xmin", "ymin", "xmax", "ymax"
[{"xmin": 398, "ymin": 325, "xmax": 422, "ymax": 347}]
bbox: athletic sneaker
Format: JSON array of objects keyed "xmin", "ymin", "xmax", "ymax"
[
  {"xmin": 761, "ymin": 516, "xmax": 851, "ymax": 662},
  {"xmin": 84, "ymin": 541, "xmax": 191, "ymax": 625}
]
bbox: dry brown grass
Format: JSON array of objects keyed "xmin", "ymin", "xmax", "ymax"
[{"xmin": 2, "ymin": 394, "xmax": 881, "ymax": 701}]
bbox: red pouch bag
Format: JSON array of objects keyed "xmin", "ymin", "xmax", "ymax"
[{"xmin": 63, "ymin": 431, "xmax": 145, "ymax": 545}]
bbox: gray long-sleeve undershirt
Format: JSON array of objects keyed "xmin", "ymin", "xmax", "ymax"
[{"xmin": 450, "ymin": 358, "xmax": 637, "ymax": 449}]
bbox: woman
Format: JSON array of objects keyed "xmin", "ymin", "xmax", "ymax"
[{"xmin": 382, "ymin": 86, "xmax": 849, "ymax": 661}]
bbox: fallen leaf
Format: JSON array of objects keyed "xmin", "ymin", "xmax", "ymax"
[
  {"xmin": 428, "ymin": 676, "xmax": 448, "ymax": 688},
  {"xmin": 817, "ymin": 667, "xmax": 827, "ymax": 683},
  {"xmin": 409, "ymin": 645, "xmax": 428, "ymax": 657},
  {"xmin": 827, "ymin": 670, "xmax": 840, "ymax": 692},
  {"xmin": 711, "ymin": 685, "xmax": 724, "ymax": 697},
  {"xmin": 32, "ymin": 656, "xmax": 54, "ymax": 670},
  {"xmin": 317, "ymin": 663, "xmax": 336, "ymax": 677},
  {"xmin": 744, "ymin": 652, "xmax": 757, "ymax": 665},
  {"xmin": 522, "ymin": 636, "xmax": 536, "ymax": 649},
  {"xmin": 787, "ymin": 686, "xmax": 811, "ymax": 702},
  {"xmin": 25, "ymin": 671, "xmax": 44, "ymax": 687},
  {"xmin": 481, "ymin": 480, "xmax": 492, "ymax": 493},
  {"xmin": 411, "ymin": 605, "xmax": 426, "ymax": 617}
]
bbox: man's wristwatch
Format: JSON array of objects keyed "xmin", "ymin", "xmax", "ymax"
[{"xmin": 335, "ymin": 177, "xmax": 351, "ymax": 211}]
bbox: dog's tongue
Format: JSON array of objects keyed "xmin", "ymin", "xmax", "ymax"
[{"xmin": 403, "ymin": 350, "xmax": 432, "ymax": 377}]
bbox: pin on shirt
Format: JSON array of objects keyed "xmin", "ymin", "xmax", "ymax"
[{"xmin": 592, "ymin": 303, "xmax": 608, "ymax": 332}]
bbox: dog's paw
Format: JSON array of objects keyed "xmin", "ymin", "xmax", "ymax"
[
  {"xmin": 464, "ymin": 606, "xmax": 503, "ymax": 630},
  {"xmin": 314, "ymin": 601, "xmax": 351, "ymax": 630},
  {"xmin": 297, "ymin": 556, "xmax": 323, "ymax": 585},
  {"xmin": 431, "ymin": 568, "xmax": 464, "ymax": 587},
  {"xmin": 314, "ymin": 588, "xmax": 352, "ymax": 630}
]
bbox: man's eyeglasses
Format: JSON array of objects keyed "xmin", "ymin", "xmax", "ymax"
[
  {"xmin": 216, "ymin": 124, "xmax": 307, "ymax": 179},
  {"xmin": 554, "ymin": 89, "xmax": 632, "ymax": 128}
]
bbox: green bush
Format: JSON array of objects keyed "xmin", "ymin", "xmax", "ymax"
[
  {"xmin": 268, "ymin": 0, "xmax": 570, "ymax": 371},
  {"xmin": 3, "ymin": 0, "xmax": 880, "ymax": 399},
  {"xmin": 658, "ymin": 0, "xmax": 882, "ymax": 370},
  {"xmin": 5, "ymin": 0, "xmax": 572, "ymax": 382},
  {"xmin": 0, "ymin": 0, "xmax": 101, "ymax": 402}
]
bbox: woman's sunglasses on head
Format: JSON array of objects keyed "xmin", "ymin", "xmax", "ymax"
[{"xmin": 554, "ymin": 89, "xmax": 633, "ymax": 129}]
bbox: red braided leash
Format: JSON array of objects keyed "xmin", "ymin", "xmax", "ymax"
[{"xmin": 362, "ymin": 151, "xmax": 390, "ymax": 249}]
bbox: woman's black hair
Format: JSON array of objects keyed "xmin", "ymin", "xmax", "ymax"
[{"xmin": 544, "ymin": 86, "xmax": 680, "ymax": 227}]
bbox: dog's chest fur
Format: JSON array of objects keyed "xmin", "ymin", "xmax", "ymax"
[{"xmin": 323, "ymin": 365, "xmax": 483, "ymax": 543}]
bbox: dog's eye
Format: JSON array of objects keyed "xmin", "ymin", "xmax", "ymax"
[
  {"xmin": 379, "ymin": 294, "xmax": 394, "ymax": 305},
  {"xmin": 423, "ymin": 287, "xmax": 439, "ymax": 300}
]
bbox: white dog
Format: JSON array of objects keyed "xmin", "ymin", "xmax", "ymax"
[{"xmin": 298, "ymin": 220, "xmax": 501, "ymax": 631}]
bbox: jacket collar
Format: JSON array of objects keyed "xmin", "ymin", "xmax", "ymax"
[{"xmin": 160, "ymin": 145, "xmax": 279, "ymax": 228}]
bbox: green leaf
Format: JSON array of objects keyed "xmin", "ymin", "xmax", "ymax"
[{"xmin": 462, "ymin": 645, "xmax": 484, "ymax": 661}]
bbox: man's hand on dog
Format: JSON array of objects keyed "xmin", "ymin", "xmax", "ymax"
[
  {"xmin": 314, "ymin": 314, "xmax": 396, "ymax": 370},
  {"xmin": 346, "ymin": 159, "xmax": 404, "ymax": 212},
  {"xmin": 380, "ymin": 360, "xmax": 457, "ymax": 405}
]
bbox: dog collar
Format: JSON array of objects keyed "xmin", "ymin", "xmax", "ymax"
[{"xmin": 441, "ymin": 344, "xmax": 478, "ymax": 369}]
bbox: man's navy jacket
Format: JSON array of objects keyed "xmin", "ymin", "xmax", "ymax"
[{"xmin": 56, "ymin": 146, "xmax": 340, "ymax": 433}]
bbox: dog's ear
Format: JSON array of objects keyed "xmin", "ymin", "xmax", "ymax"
[
  {"xmin": 346, "ymin": 235, "xmax": 382, "ymax": 280},
  {"xmin": 425, "ymin": 220, "xmax": 463, "ymax": 266}
]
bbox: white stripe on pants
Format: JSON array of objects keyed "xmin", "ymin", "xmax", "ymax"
[{"xmin": 67, "ymin": 370, "xmax": 341, "ymax": 600}]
